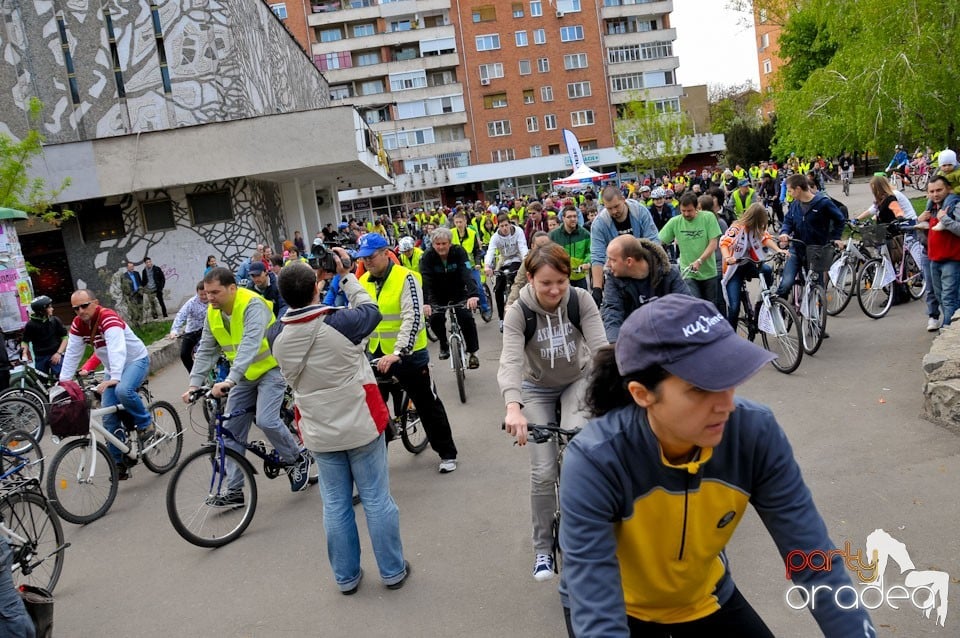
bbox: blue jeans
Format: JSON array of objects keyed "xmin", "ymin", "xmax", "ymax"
[
  {"xmin": 776, "ymin": 248, "xmax": 801, "ymax": 297},
  {"xmin": 312, "ymin": 434, "xmax": 406, "ymax": 591},
  {"xmin": 101, "ymin": 356, "xmax": 151, "ymax": 465},
  {"xmin": 471, "ymin": 269, "xmax": 490, "ymax": 313},
  {"xmin": 930, "ymin": 260, "xmax": 960, "ymax": 326},
  {"xmin": 919, "ymin": 248, "xmax": 940, "ymax": 319},
  {"xmin": 725, "ymin": 264, "xmax": 772, "ymax": 327},
  {"xmin": 223, "ymin": 367, "xmax": 302, "ymax": 490},
  {"xmin": 0, "ymin": 537, "xmax": 34, "ymax": 637},
  {"xmin": 33, "ymin": 353, "xmax": 62, "ymax": 378}
]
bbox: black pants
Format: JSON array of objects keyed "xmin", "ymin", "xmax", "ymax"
[
  {"xmin": 563, "ymin": 587, "xmax": 774, "ymax": 638},
  {"xmin": 494, "ymin": 264, "xmax": 520, "ymax": 320},
  {"xmin": 376, "ymin": 349, "xmax": 457, "ymax": 460},
  {"xmin": 180, "ymin": 330, "xmax": 202, "ymax": 373},
  {"xmin": 156, "ymin": 290, "xmax": 168, "ymax": 317},
  {"xmin": 429, "ymin": 306, "xmax": 479, "ymax": 353}
]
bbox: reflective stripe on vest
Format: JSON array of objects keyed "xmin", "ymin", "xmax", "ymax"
[
  {"xmin": 359, "ymin": 265, "xmax": 427, "ymax": 355},
  {"xmin": 207, "ymin": 287, "xmax": 277, "ymax": 381}
]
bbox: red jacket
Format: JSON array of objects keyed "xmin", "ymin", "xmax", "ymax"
[{"xmin": 927, "ymin": 196, "xmax": 960, "ymax": 262}]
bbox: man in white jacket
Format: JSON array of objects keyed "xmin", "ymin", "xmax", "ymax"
[{"xmin": 273, "ymin": 255, "xmax": 410, "ymax": 595}]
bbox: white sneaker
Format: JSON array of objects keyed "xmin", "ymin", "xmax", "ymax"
[
  {"xmin": 438, "ymin": 458, "xmax": 457, "ymax": 474},
  {"xmin": 927, "ymin": 317, "xmax": 942, "ymax": 332},
  {"xmin": 932, "ymin": 222, "xmax": 945, "ymax": 232},
  {"xmin": 533, "ymin": 554, "xmax": 555, "ymax": 581}
]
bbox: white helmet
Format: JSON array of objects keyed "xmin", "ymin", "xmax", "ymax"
[
  {"xmin": 651, "ymin": 187, "xmax": 666, "ymax": 199},
  {"xmin": 398, "ymin": 237, "xmax": 415, "ymax": 252}
]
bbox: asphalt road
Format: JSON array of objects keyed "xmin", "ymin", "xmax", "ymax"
[{"xmin": 50, "ymin": 179, "xmax": 960, "ymax": 637}]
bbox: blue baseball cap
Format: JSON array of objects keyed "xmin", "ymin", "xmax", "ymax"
[
  {"xmin": 738, "ymin": 179, "xmax": 750, "ymax": 187},
  {"xmin": 355, "ymin": 233, "xmax": 390, "ymax": 257},
  {"xmin": 615, "ymin": 296, "xmax": 774, "ymax": 391}
]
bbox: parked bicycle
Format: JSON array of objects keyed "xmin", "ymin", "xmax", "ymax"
[
  {"xmin": 434, "ymin": 302, "xmax": 470, "ymax": 403},
  {"xmin": 46, "ymin": 381, "xmax": 184, "ymax": 525},
  {"xmin": 0, "ymin": 394, "xmax": 44, "ymax": 443},
  {"xmin": 0, "ymin": 478, "xmax": 67, "ymax": 592},
  {"xmin": 0, "ymin": 360, "xmax": 55, "ymax": 440},
  {"xmin": 780, "ymin": 239, "xmax": 834, "ymax": 356},
  {"xmin": 370, "ymin": 359, "xmax": 429, "ymax": 454},
  {"xmin": 855, "ymin": 222, "xmax": 925, "ymax": 319},
  {"xmin": 0, "ymin": 429, "xmax": 44, "ymax": 484},
  {"xmin": 825, "ymin": 221, "xmax": 873, "ymax": 316}
]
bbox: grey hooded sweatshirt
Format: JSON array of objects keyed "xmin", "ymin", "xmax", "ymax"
[{"xmin": 497, "ymin": 283, "xmax": 607, "ymax": 407}]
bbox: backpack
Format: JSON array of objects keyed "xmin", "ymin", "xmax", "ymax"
[
  {"xmin": 518, "ymin": 291, "xmax": 583, "ymax": 345},
  {"xmin": 48, "ymin": 381, "xmax": 91, "ymax": 437}
]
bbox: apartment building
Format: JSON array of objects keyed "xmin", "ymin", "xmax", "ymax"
[{"xmin": 754, "ymin": 5, "xmax": 782, "ymax": 117}]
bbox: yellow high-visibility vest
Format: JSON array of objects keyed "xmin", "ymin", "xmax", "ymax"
[
  {"xmin": 359, "ymin": 265, "xmax": 427, "ymax": 355},
  {"xmin": 207, "ymin": 287, "xmax": 276, "ymax": 381}
]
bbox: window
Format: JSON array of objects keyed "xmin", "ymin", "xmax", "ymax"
[
  {"xmin": 763, "ymin": 59, "xmax": 772, "ymax": 74},
  {"xmin": 530, "ymin": 0, "xmax": 542, "ymax": 16},
  {"xmin": 548, "ymin": 143, "xmax": 561, "ymax": 155},
  {"xmin": 759, "ymin": 8, "xmax": 768, "ymax": 23},
  {"xmin": 523, "ymin": 89, "xmax": 535, "ymax": 104},
  {"xmin": 512, "ymin": 2, "xmax": 524, "ymax": 17},
  {"xmin": 329, "ymin": 85, "xmax": 351, "ymax": 100},
  {"xmin": 537, "ymin": 57, "xmax": 549, "ymax": 72},
  {"xmin": 760, "ymin": 33, "xmax": 769, "ymax": 49},
  {"xmin": 540, "ymin": 85, "xmax": 553, "ymax": 101},
  {"xmin": 428, "ymin": 70, "xmax": 456, "ymax": 87},
  {"xmin": 356, "ymin": 51, "xmax": 380, "ymax": 66},
  {"xmin": 476, "ymin": 34, "xmax": 501, "ymax": 51},
  {"xmin": 651, "ymin": 98, "xmax": 680, "ymax": 113},
  {"xmin": 389, "ymin": 19, "xmax": 412, "ymax": 32},
  {"xmin": 360, "ymin": 79, "xmax": 384, "ymax": 95},
  {"xmin": 484, "ymin": 93, "xmax": 508, "ymax": 109},
  {"xmin": 610, "ymin": 73, "xmax": 642, "ymax": 92},
  {"xmin": 479, "ymin": 63, "xmax": 505, "ymax": 80},
  {"xmin": 390, "ymin": 71, "xmax": 427, "ymax": 91},
  {"xmin": 519, "ymin": 59, "xmax": 532, "ymax": 75},
  {"xmin": 567, "ymin": 80, "xmax": 591, "ymax": 98},
  {"xmin": 269, "ymin": 3, "xmax": 288, "ymax": 19},
  {"xmin": 142, "ymin": 200, "xmax": 175, "ymax": 232},
  {"xmin": 533, "ymin": 28, "xmax": 546, "ymax": 44},
  {"xmin": 526, "ymin": 116, "xmax": 539, "ymax": 132},
  {"xmin": 560, "ymin": 25, "xmax": 584, "ymax": 42},
  {"xmin": 530, "ymin": 145, "xmax": 543, "ymax": 157},
  {"xmin": 188, "ymin": 190, "xmax": 233, "ymax": 225},
  {"xmin": 556, "ymin": 0, "xmax": 581, "ymax": 11},
  {"xmin": 516, "ymin": 31, "xmax": 528, "ymax": 46},
  {"xmin": 363, "ymin": 107, "xmax": 391, "ymax": 123},
  {"xmin": 563, "ymin": 53, "xmax": 587, "ymax": 69},
  {"xmin": 78, "ymin": 199, "xmax": 125, "ymax": 241},
  {"xmin": 544, "ymin": 114, "xmax": 557, "ymax": 130},
  {"xmin": 643, "ymin": 70, "xmax": 674, "ymax": 88},
  {"xmin": 487, "ymin": 120, "xmax": 512, "ymax": 136},
  {"xmin": 319, "ymin": 28, "xmax": 342, "ymax": 43},
  {"xmin": 472, "ymin": 6, "xmax": 497, "ymax": 22},
  {"xmin": 571, "ymin": 110, "xmax": 594, "ymax": 127},
  {"xmin": 353, "ymin": 24, "xmax": 375, "ymax": 37},
  {"xmin": 491, "ymin": 148, "xmax": 516, "ymax": 162}
]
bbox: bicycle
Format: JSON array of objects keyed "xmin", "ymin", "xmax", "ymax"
[
  {"xmin": 732, "ymin": 254, "xmax": 804, "ymax": 374},
  {"xmin": 825, "ymin": 221, "xmax": 872, "ymax": 316},
  {"xmin": 0, "ymin": 360, "xmax": 55, "ymax": 440},
  {"xmin": 0, "ymin": 429, "xmax": 44, "ymax": 484},
  {"xmin": 434, "ymin": 302, "xmax": 470, "ymax": 404},
  {"xmin": 855, "ymin": 222, "xmax": 925, "ymax": 319},
  {"xmin": 370, "ymin": 360, "xmax": 429, "ymax": 454},
  {"xmin": 166, "ymin": 387, "xmax": 314, "ymax": 548},
  {"xmin": 0, "ymin": 395, "xmax": 44, "ymax": 443},
  {"xmin": 46, "ymin": 384, "xmax": 184, "ymax": 524},
  {"xmin": 0, "ymin": 479, "xmax": 68, "ymax": 592},
  {"xmin": 781, "ymin": 239, "xmax": 834, "ymax": 356},
  {"xmin": 841, "ymin": 169, "xmax": 852, "ymax": 196}
]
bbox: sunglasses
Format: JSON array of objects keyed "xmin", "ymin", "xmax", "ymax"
[{"xmin": 72, "ymin": 301, "xmax": 95, "ymax": 312}]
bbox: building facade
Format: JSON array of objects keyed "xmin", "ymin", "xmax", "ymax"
[
  {"xmin": 3, "ymin": 0, "xmax": 389, "ymax": 312},
  {"xmin": 754, "ymin": 5, "xmax": 783, "ymax": 117}
]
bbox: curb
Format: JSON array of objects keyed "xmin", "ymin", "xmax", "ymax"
[{"xmin": 147, "ymin": 337, "xmax": 181, "ymax": 376}]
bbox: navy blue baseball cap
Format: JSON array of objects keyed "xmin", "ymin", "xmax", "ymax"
[
  {"xmin": 614, "ymin": 296, "xmax": 774, "ymax": 391},
  {"xmin": 355, "ymin": 233, "xmax": 390, "ymax": 257},
  {"xmin": 738, "ymin": 178, "xmax": 750, "ymax": 187}
]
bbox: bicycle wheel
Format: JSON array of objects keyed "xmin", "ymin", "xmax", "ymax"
[
  {"xmin": 450, "ymin": 334, "xmax": 466, "ymax": 404},
  {"xmin": 481, "ymin": 284, "xmax": 493, "ymax": 322},
  {"xmin": 141, "ymin": 401, "xmax": 184, "ymax": 474},
  {"xmin": 735, "ymin": 295, "xmax": 755, "ymax": 342},
  {"xmin": 800, "ymin": 285, "xmax": 827, "ymax": 355},
  {"xmin": 0, "ymin": 489, "xmax": 65, "ymax": 592},
  {"xmin": 915, "ymin": 173, "xmax": 928, "ymax": 192},
  {"xmin": 826, "ymin": 260, "xmax": 855, "ymax": 316},
  {"xmin": 166, "ymin": 445, "xmax": 258, "ymax": 548},
  {"xmin": 399, "ymin": 401, "xmax": 428, "ymax": 454},
  {"xmin": 0, "ymin": 395, "xmax": 44, "ymax": 442},
  {"xmin": 0, "ymin": 429, "xmax": 44, "ymax": 483},
  {"xmin": 856, "ymin": 259, "xmax": 893, "ymax": 319},
  {"xmin": 904, "ymin": 251, "xmax": 925, "ymax": 300},
  {"xmin": 0, "ymin": 386, "xmax": 48, "ymax": 425},
  {"xmin": 46, "ymin": 438, "xmax": 118, "ymax": 525},
  {"xmin": 760, "ymin": 298, "xmax": 804, "ymax": 374}
]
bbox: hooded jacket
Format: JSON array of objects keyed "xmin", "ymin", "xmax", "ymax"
[
  {"xmin": 600, "ymin": 239, "xmax": 690, "ymax": 343},
  {"xmin": 781, "ymin": 191, "xmax": 845, "ymax": 246},
  {"xmin": 497, "ymin": 284, "xmax": 607, "ymax": 406}
]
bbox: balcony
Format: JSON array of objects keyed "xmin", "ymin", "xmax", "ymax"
[
  {"xmin": 603, "ymin": 27, "xmax": 675, "ymax": 48},
  {"xmin": 312, "ymin": 25, "xmax": 456, "ymax": 56},
  {"xmin": 600, "ymin": 0, "xmax": 672, "ymax": 18},
  {"xmin": 391, "ymin": 109, "xmax": 468, "ymax": 129},
  {"xmin": 384, "ymin": 139, "xmax": 472, "ymax": 163},
  {"xmin": 604, "ymin": 56, "xmax": 679, "ymax": 76},
  {"xmin": 322, "ymin": 52, "xmax": 459, "ymax": 83},
  {"xmin": 308, "ymin": 0, "xmax": 449, "ymax": 27},
  {"xmin": 608, "ymin": 84, "xmax": 682, "ymax": 104}
]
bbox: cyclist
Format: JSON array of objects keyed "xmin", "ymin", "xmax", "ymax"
[
  {"xmin": 484, "ymin": 212, "xmax": 529, "ymax": 332},
  {"xmin": 59, "ymin": 289, "xmax": 155, "ymax": 479},
  {"xmin": 419, "ymin": 228, "xmax": 481, "ymax": 369},
  {"xmin": 167, "ymin": 281, "xmax": 208, "ymax": 373},
  {"xmin": 559, "ymin": 295, "xmax": 877, "ymax": 637},
  {"xmin": 719, "ymin": 203, "xmax": 788, "ymax": 328},
  {"xmin": 549, "ymin": 204, "xmax": 592, "ymax": 290},
  {"xmin": 20, "ymin": 295, "xmax": 67, "ymax": 377},
  {"xmin": 507, "ymin": 232, "xmax": 553, "ymax": 306},
  {"xmin": 397, "ymin": 237, "xmax": 423, "ymax": 272},
  {"xmin": 356, "ymin": 232, "xmax": 460, "ymax": 474},
  {"xmin": 183, "ymin": 268, "xmax": 311, "ymax": 499},
  {"xmin": 450, "ymin": 212, "xmax": 492, "ymax": 322},
  {"xmin": 838, "ymin": 152, "xmax": 854, "ymax": 187},
  {"xmin": 659, "ymin": 193, "xmax": 722, "ymax": 302},
  {"xmin": 885, "ymin": 145, "xmax": 912, "ymax": 188},
  {"xmin": 499, "ymin": 243, "xmax": 606, "ymax": 581}
]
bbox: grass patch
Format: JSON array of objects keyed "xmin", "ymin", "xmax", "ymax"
[
  {"xmin": 133, "ymin": 320, "xmax": 173, "ymax": 347},
  {"xmin": 911, "ymin": 197, "xmax": 927, "ymax": 214}
]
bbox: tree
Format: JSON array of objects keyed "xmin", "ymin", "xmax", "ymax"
[
  {"xmin": 708, "ymin": 81, "xmax": 763, "ymax": 133},
  {"xmin": 0, "ymin": 98, "xmax": 71, "ymax": 224},
  {"xmin": 725, "ymin": 118, "xmax": 776, "ymax": 167},
  {"xmin": 771, "ymin": 0, "xmax": 960, "ymax": 157},
  {"xmin": 615, "ymin": 94, "xmax": 693, "ymax": 176}
]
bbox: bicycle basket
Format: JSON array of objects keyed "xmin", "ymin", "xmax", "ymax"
[
  {"xmin": 859, "ymin": 224, "xmax": 890, "ymax": 248},
  {"xmin": 805, "ymin": 244, "xmax": 836, "ymax": 272},
  {"xmin": 47, "ymin": 381, "xmax": 91, "ymax": 437}
]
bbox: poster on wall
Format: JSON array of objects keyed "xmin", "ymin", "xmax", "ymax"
[{"xmin": 0, "ymin": 218, "xmax": 32, "ymax": 331}]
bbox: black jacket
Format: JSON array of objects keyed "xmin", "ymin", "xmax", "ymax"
[
  {"xmin": 419, "ymin": 245, "xmax": 480, "ymax": 306},
  {"xmin": 140, "ymin": 265, "xmax": 166, "ymax": 291}
]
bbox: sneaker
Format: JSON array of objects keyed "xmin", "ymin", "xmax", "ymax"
[
  {"xmin": 386, "ymin": 561, "xmax": 411, "ymax": 590},
  {"xmin": 480, "ymin": 308, "xmax": 493, "ymax": 323},
  {"xmin": 498, "ymin": 320, "xmax": 504, "ymax": 333},
  {"xmin": 928, "ymin": 317, "xmax": 942, "ymax": 332},
  {"xmin": 117, "ymin": 463, "xmax": 131, "ymax": 481},
  {"xmin": 287, "ymin": 451, "xmax": 311, "ymax": 492},
  {"xmin": 438, "ymin": 458, "xmax": 457, "ymax": 474},
  {"xmin": 342, "ymin": 569, "xmax": 363, "ymax": 596},
  {"xmin": 438, "ymin": 349, "xmax": 450, "ymax": 360},
  {"xmin": 138, "ymin": 423, "xmax": 158, "ymax": 447},
  {"xmin": 205, "ymin": 489, "xmax": 244, "ymax": 509},
  {"xmin": 533, "ymin": 554, "xmax": 555, "ymax": 581},
  {"xmin": 914, "ymin": 221, "xmax": 930, "ymax": 230},
  {"xmin": 468, "ymin": 353, "xmax": 480, "ymax": 369},
  {"xmin": 932, "ymin": 222, "xmax": 945, "ymax": 232}
]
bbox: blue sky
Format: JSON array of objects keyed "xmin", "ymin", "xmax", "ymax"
[{"xmin": 672, "ymin": 1, "xmax": 761, "ymax": 89}]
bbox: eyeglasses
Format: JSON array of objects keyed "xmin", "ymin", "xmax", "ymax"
[{"xmin": 72, "ymin": 301, "xmax": 95, "ymax": 312}]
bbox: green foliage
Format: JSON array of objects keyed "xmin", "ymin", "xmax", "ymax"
[
  {"xmin": 772, "ymin": 0, "xmax": 960, "ymax": 158},
  {"xmin": 133, "ymin": 320, "xmax": 173, "ymax": 347},
  {"xmin": 708, "ymin": 82, "xmax": 763, "ymax": 134},
  {"xmin": 0, "ymin": 98, "xmax": 72, "ymax": 224},
  {"xmin": 615, "ymin": 94, "xmax": 693, "ymax": 175},
  {"xmin": 725, "ymin": 119, "xmax": 777, "ymax": 167}
]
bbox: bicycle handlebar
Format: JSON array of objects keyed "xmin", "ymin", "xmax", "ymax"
[
  {"xmin": 433, "ymin": 302, "xmax": 468, "ymax": 311},
  {"xmin": 501, "ymin": 421, "xmax": 582, "ymax": 444}
]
